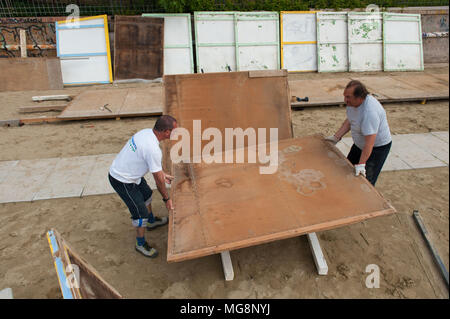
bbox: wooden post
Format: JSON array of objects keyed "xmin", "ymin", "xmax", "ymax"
[
  {"xmin": 220, "ymin": 251, "xmax": 234, "ymax": 281},
  {"xmin": 307, "ymin": 232, "xmax": 328, "ymax": 275},
  {"xmin": 19, "ymin": 30, "xmax": 27, "ymax": 58}
]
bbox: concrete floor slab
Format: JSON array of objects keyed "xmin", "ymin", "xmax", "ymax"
[
  {"xmin": 391, "ymin": 135, "xmax": 447, "ymax": 169},
  {"xmin": 407, "ymin": 133, "xmax": 449, "ymax": 164},
  {"xmin": 0, "ymin": 160, "xmax": 18, "ymax": 183},
  {"xmin": 82, "ymin": 154, "xmax": 116, "ymax": 196},
  {"xmin": 34, "ymin": 155, "xmax": 97, "ymax": 200},
  {"xmin": 431, "ymin": 131, "xmax": 449, "ymax": 143},
  {"xmin": 0, "ymin": 158, "xmax": 59, "ymax": 203}
]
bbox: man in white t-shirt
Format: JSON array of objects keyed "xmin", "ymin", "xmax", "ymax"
[
  {"xmin": 325, "ymin": 80, "xmax": 392, "ymax": 186},
  {"xmin": 108, "ymin": 115, "xmax": 177, "ymax": 258}
]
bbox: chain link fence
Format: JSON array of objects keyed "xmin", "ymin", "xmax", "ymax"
[{"xmin": 0, "ymin": 0, "xmax": 448, "ymax": 18}]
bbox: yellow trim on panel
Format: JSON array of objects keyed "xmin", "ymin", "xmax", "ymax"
[
  {"xmin": 57, "ymin": 14, "xmax": 107, "ymax": 24},
  {"xmin": 103, "ymin": 15, "xmax": 113, "ymax": 82},
  {"xmin": 281, "ymin": 11, "xmax": 319, "ymax": 14},
  {"xmin": 280, "ymin": 12, "xmax": 284, "ymax": 68},
  {"xmin": 283, "ymin": 41, "xmax": 317, "ymax": 45}
]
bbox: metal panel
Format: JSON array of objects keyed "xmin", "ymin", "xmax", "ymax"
[
  {"xmin": 281, "ymin": 11, "xmax": 318, "ymax": 72},
  {"xmin": 142, "ymin": 13, "xmax": 194, "ymax": 75},
  {"xmin": 194, "ymin": 11, "xmax": 280, "ymax": 72},
  {"xmin": 383, "ymin": 13, "xmax": 424, "ymax": 71},
  {"xmin": 317, "ymin": 12, "xmax": 348, "ymax": 72},
  {"xmin": 56, "ymin": 15, "xmax": 112, "ymax": 85},
  {"xmin": 348, "ymin": 12, "xmax": 383, "ymax": 72}
]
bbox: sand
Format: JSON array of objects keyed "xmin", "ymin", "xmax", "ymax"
[{"xmin": 0, "ymin": 66, "xmax": 448, "ymax": 299}]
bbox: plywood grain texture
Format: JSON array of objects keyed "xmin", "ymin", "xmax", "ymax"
[
  {"xmin": 162, "ymin": 70, "xmax": 293, "ymax": 172},
  {"xmin": 58, "ymin": 86, "xmax": 163, "ymax": 119},
  {"xmin": 114, "ymin": 16, "xmax": 164, "ymax": 80},
  {"xmin": 164, "ymin": 70, "xmax": 395, "ymax": 263},
  {"xmin": 168, "ymin": 136, "xmax": 396, "ymax": 262},
  {"xmin": 0, "ymin": 57, "xmax": 63, "ymax": 92}
]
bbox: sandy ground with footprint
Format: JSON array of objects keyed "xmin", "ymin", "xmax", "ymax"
[{"xmin": 0, "ymin": 66, "xmax": 448, "ymax": 299}]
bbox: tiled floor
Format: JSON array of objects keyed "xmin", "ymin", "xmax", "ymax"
[{"xmin": 0, "ymin": 132, "xmax": 447, "ymax": 204}]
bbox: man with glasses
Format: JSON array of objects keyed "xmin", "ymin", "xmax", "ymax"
[{"xmin": 109, "ymin": 115, "xmax": 177, "ymax": 258}]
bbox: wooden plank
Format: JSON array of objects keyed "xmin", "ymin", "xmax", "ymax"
[
  {"xmin": 18, "ymin": 105, "xmax": 67, "ymax": 113},
  {"xmin": 307, "ymin": 232, "xmax": 328, "ymax": 275},
  {"xmin": 248, "ymin": 69, "xmax": 288, "ymax": 78},
  {"xmin": 32, "ymin": 95, "xmax": 72, "ymax": 102},
  {"xmin": 19, "ymin": 29, "xmax": 27, "ymax": 58},
  {"xmin": 168, "ymin": 135, "xmax": 396, "ymax": 262},
  {"xmin": 0, "ymin": 58, "xmax": 63, "ymax": 92},
  {"xmin": 114, "ymin": 16, "xmax": 164, "ymax": 80},
  {"xmin": 220, "ymin": 251, "xmax": 234, "ymax": 281},
  {"xmin": 47, "ymin": 229, "xmax": 122, "ymax": 299}
]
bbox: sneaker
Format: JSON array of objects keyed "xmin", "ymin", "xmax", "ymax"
[
  {"xmin": 146, "ymin": 216, "xmax": 168, "ymax": 230},
  {"xmin": 135, "ymin": 241, "xmax": 158, "ymax": 258}
]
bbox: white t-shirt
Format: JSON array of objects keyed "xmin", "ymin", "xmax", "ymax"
[
  {"xmin": 346, "ymin": 95, "xmax": 392, "ymax": 150},
  {"xmin": 109, "ymin": 129, "xmax": 162, "ymax": 184}
]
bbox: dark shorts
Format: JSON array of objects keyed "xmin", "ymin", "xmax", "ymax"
[
  {"xmin": 108, "ymin": 173, "xmax": 153, "ymax": 224},
  {"xmin": 347, "ymin": 141, "xmax": 392, "ymax": 186}
]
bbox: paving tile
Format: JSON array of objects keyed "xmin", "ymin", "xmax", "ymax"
[
  {"xmin": 430, "ymin": 131, "xmax": 449, "ymax": 144},
  {"xmin": 0, "ymin": 158, "xmax": 59, "ymax": 203},
  {"xmin": 82, "ymin": 154, "xmax": 116, "ymax": 196},
  {"xmin": 34, "ymin": 155, "xmax": 97, "ymax": 200},
  {"xmin": 407, "ymin": 133, "xmax": 449, "ymax": 164},
  {"xmin": 391, "ymin": 135, "xmax": 447, "ymax": 169},
  {"xmin": 0, "ymin": 160, "xmax": 19, "ymax": 183}
]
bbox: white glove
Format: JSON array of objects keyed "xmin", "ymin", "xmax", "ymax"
[
  {"xmin": 355, "ymin": 164, "xmax": 366, "ymax": 177},
  {"xmin": 325, "ymin": 135, "xmax": 340, "ymax": 145}
]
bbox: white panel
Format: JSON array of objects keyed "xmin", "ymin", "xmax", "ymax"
[
  {"xmin": 238, "ymin": 45, "xmax": 278, "ymax": 71},
  {"xmin": 164, "ymin": 16, "xmax": 190, "ymax": 46},
  {"xmin": 385, "ymin": 20, "xmax": 420, "ymax": 42},
  {"xmin": 164, "ymin": 48, "xmax": 192, "ymax": 75},
  {"xmin": 317, "ymin": 13, "xmax": 347, "ymax": 43},
  {"xmin": 349, "ymin": 43, "xmax": 382, "ymax": 71},
  {"xmin": 385, "ymin": 44, "xmax": 422, "ymax": 71},
  {"xmin": 58, "ymin": 28, "xmax": 107, "ymax": 55},
  {"xmin": 237, "ymin": 19, "xmax": 277, "ymax": 43},
  {"xmin": 60, "ymin": 56, "xmax": 110, "ymax": 84},
  {"xmin": 318, "ymin": 43, "xmax": 348, "ymax": 72},
  {"xmin": 348, "ymin": 14, "xmax": 382, "ymax": 42},
  {"xmin": 282, "ymin": 13, "xmax": 316, "ymax": 42},
  {"xmin": 56, "ymin": 15, "xmax": 111, "ymax": 84},
  {"xmin": 283, "ymin": 44, "xmax": 317, "ymax": 71},
  {"xmin": 197, "ymin": 46, "xmax": 236, "ymax": 73},
  {"xmin": 348, "ymin": 13, "xmax": 382, "ymax": 72},
  {"xmin": 197, "ymin": 19, "xmax": 235, "ymax": 43},
  {"xmin": 317, "ymin": 12, "xmax": 348, "ymax": 72}
]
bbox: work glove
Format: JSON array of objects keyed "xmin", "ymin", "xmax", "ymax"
[
  {"xmin": 325, "ymin": 135, "xmax": 340, "ymax": 145},
  {"xmin": 354, "ymin": 164, "xmax": 366, "ymax": 177}
]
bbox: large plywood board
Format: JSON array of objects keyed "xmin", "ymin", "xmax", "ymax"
[
  {"xmin": 383, "ymin": 13, "xmax": 424, "ymax": 71},
  {"xmin": 58, "ymin": 86, "xmax": 163, "ymax": 119},
  {"xmin": 114, "ymin": 16, "xmax": 164, "ymax": 80},
  {"xmin": 0, "ymin": 57, "xmax": 63, "ymax": 92},
  {"xmin": 168, "ymin": 135, "xmax": 396, "ymax": 262},
  {"xmin": 163, "ymin": 70, "xmax": 292, "ymax": 171},
  {"xmin": 281, "ymin": 11, "xmax": 318, "ymax": 72},
  {"xmin": 56, "ymin": 15, "xmax": 112, "ymax": 85},
  {"xmin": 142, "ymin": 13, "xmax": 194, "ymax": 75},
  {"xmin": 317, "ymin": 12, "xmax": 348, "ymax": 72},
  {"xmin": 348, "ymin": 12, "xmax": 383, "ymax": 72}
]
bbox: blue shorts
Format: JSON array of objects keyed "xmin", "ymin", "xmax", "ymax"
[{"xmin": 108, "ymin": 173, "xmax": 154, "ymax": 226}]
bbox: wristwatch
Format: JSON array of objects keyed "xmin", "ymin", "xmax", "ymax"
[{"xmin": 163, "ymin": 197, "xmax": 170, "ymax": 202}]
